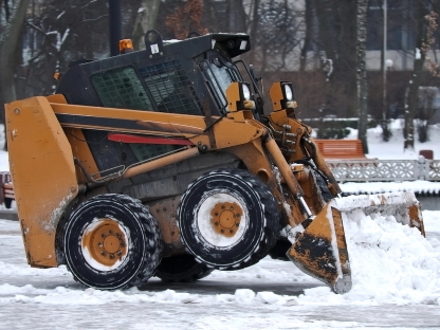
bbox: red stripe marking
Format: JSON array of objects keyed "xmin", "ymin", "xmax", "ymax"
[{"xmin": 107, "ymin": 133, "xmax": 194, "ymax": 146}]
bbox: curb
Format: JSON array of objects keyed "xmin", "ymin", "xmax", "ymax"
[{"xmin": 0, "ymin": 209, "xmax": 18, "ymax": 221}]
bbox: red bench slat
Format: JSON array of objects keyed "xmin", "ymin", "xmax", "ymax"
[{"xmin": 313, "ymin": 139, "xmax": 366, "ymax": 159}]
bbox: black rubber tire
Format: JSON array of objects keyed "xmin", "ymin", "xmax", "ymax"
[
  {"xmin": 178, "ymin": 169, "xmax": 280, "ymax": 270},
  {"xmin": 268, "ymin": 238, "xmax": 291, "ymax": 261},
  {"xmin": 64, "ymin": 193, "xmax": 162, "ymax": 290},
  {"xmin": 155, "ymin": 254, "xmax": 213, "ymax": 282}
]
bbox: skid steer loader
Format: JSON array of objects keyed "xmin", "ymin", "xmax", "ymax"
[{"xmin": 4, "ymin": 31, "xmax": 424, "ymax": 294}]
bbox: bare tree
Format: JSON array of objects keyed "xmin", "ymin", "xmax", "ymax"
[
  {"xmin": 16, "ymin": 0, "xmax": 108, "ymax": 99},
  {"xmin": 247, "ymin": 0, "xmax": 260, "ymax": 65},
  {"xmin": 423, "ymin": 2, "xmax": 440, "ymax": 78},
  {"xmin": 226, "ymin": 0, "xmax": 246, "ymax": 33},
  {"xmin": 0, "ymin": 0, "xmax": 29, "ymax": 120},
  {"xmin": 380, "ymin": 0, "xmax": 391, "ymax": 141},
  {"xmin": 2, "ymin": 0, "xmax": 11, "ymax": 22},
  {"xmin": 417, "ymin": 86, "xmax": 438, "ymax": 142},
  {"xmin": 314, "ymin": 0, "xmax": 357, "ymax": 117},
  {"xmin": 403, "ymin": 1, "xmax": 431, "ymax": 150},
  {"xmin": 251, "ymin": 0, "xmax": 302, "ymax": 73},
  {"xmin": 299, "ymin": 0, "xmax": 313, "ymax": 72},
  {"xmin": 132, "ymin": 0, "xmax": 161, "ymax": 50},
  {"xmin": 356, "ymin": 0, "xmax": 369, "ymax": 153},
  {"xmin": 416, "ymin": 9, "xmax": 439, "ymax": 143}
]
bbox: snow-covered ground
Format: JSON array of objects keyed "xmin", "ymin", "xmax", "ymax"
[
  {"xmin": 0, "ymin": 122, "xmax": 439, "ymax": 329},
  {"xmin": 348, "ymin": 119, "xmax": 440, "ymax": 160},
  {"xmin": 1, "ymin": 212, "xmax": 439, "ymax": 329}
]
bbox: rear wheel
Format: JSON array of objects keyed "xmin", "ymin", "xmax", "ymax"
[
  {"xmin": 64, "ymin": 194, "xmax": 162, "ymax": 290},
  {"xmin": 179, "ymin": 169, "xmax": 280, "ymax": 270},
  {"xmin": 155, "ymin": 254, "xmax": 213, "ymax": 282}
]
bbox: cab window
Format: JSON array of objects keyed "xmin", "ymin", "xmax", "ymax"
[{"xmin": 202, "ymin": 54, "xmax": 242, "ymax": 112}]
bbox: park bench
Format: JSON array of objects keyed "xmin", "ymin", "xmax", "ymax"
[{"xmin": 313, "ymin": 139, "xmax": 366, "ymax": 159}]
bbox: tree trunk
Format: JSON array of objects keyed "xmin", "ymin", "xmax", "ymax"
[
  {"xmin": 248, "ymin": 0, "xmax": 260, "ymax": 64},
  {"xmin": 0, "ymin": 0, "xmax": 29, "ymax": 121},
  {"xmin": 131, "ymin": 0, "xmax": 161, "ymax": 50},
  {"xmin": 227, "ymin": 0, "xmax": 246, "ymax": 33},
  {"xmin": 380, "ymin": 0, "xmax": 391, "ymax": 141},
  {"xmin": 404, "ymin": 1, "xmax": 428, "ymax": 150},
  {"xmin": 3, "ymin": 0, "xmax": 11, "ymax": 21},
  {"xmin": 404, "ymin": 60, "xmax": 423, "ymax": 150},
  {"xmin": 300, "ymin": 0, "xmax": 313, "ymax": 72},
  {"xmin": 314, "ymin": 0, "xmax": 357, "ymax": 117},
  {"xmin": 356, "ymin": 0, "xmax": 369, "ymax": 153}
]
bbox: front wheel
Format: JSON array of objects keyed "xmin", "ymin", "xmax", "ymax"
[
  {"xmin": 179, "ymin": 169, "xmax": 280, "ymax": 270},
  {"xmin": 63, "ymin": 194, "xmax": 162, "ymax": 290}
]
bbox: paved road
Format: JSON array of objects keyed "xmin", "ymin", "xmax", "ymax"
[{"xmin": 1, "ymin": 219, "xmax": 440, "ymax": 329}]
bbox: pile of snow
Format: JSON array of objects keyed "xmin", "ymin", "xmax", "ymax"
[{"xmin": 298, "ymin": 210, "xmax": 440, "ymax": 306}]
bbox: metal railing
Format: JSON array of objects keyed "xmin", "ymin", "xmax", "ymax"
[{"xmin": 327, "ymin": 158, "xmax": 440, "ymax": 182}]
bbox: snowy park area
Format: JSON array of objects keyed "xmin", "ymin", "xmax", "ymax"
[
  {"xmin": 2, "ymin": 0, "xmax": 440, "ymax": 327},
  {"xmin": 0, "ymin": 121, "xmax": 440, "ymax": 329}
]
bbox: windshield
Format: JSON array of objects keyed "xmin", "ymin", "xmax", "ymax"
[{"xmin": 203, "ymin": 55, "xmax": 242, "ymax": 112}]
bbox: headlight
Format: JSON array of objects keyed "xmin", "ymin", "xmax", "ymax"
[
  {"xmin": 283, "ymin": 84, "xmax": 293, "ymax": 101},
  {"xmin": 225, "ymin": 82, "xmax": 255, "ymax": 112},
  {"xmin": 242, "ymin": 84, "xmax": 251, "ymax": 101},
  {"xmin": 269, "ymin": 82, "xmax": 297, "ymax": 111}
]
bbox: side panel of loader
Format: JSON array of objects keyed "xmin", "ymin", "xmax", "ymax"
[{"xmin": 5, "ymin": 97, "xmax": 79, "ymax": 267}]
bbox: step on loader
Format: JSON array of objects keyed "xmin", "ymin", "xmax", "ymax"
[{"xmin": 4, "ymin": 31, "xmax": 424, "ymax": 293}]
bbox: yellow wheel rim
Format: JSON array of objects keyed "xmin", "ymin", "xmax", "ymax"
[
  {"xmin": 210, "ymin": 202, "xmax": 243, "ymax": 237},
  {"xmin": 81, "ymin": 219, "xmax": 128, "ymax": 269}
]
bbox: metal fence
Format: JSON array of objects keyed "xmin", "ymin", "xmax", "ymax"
[{"xmin": 327, "ymin": 158, "xmax": 440, "ymax": 182}]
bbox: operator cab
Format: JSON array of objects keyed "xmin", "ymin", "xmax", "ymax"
[
  {"xmin": 55, "ymin": 32, "xmax": 262, "ymax": 171},
  {"xmin": 57, "ymin": 32, "xmax": 261, "ymax": 117}
]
